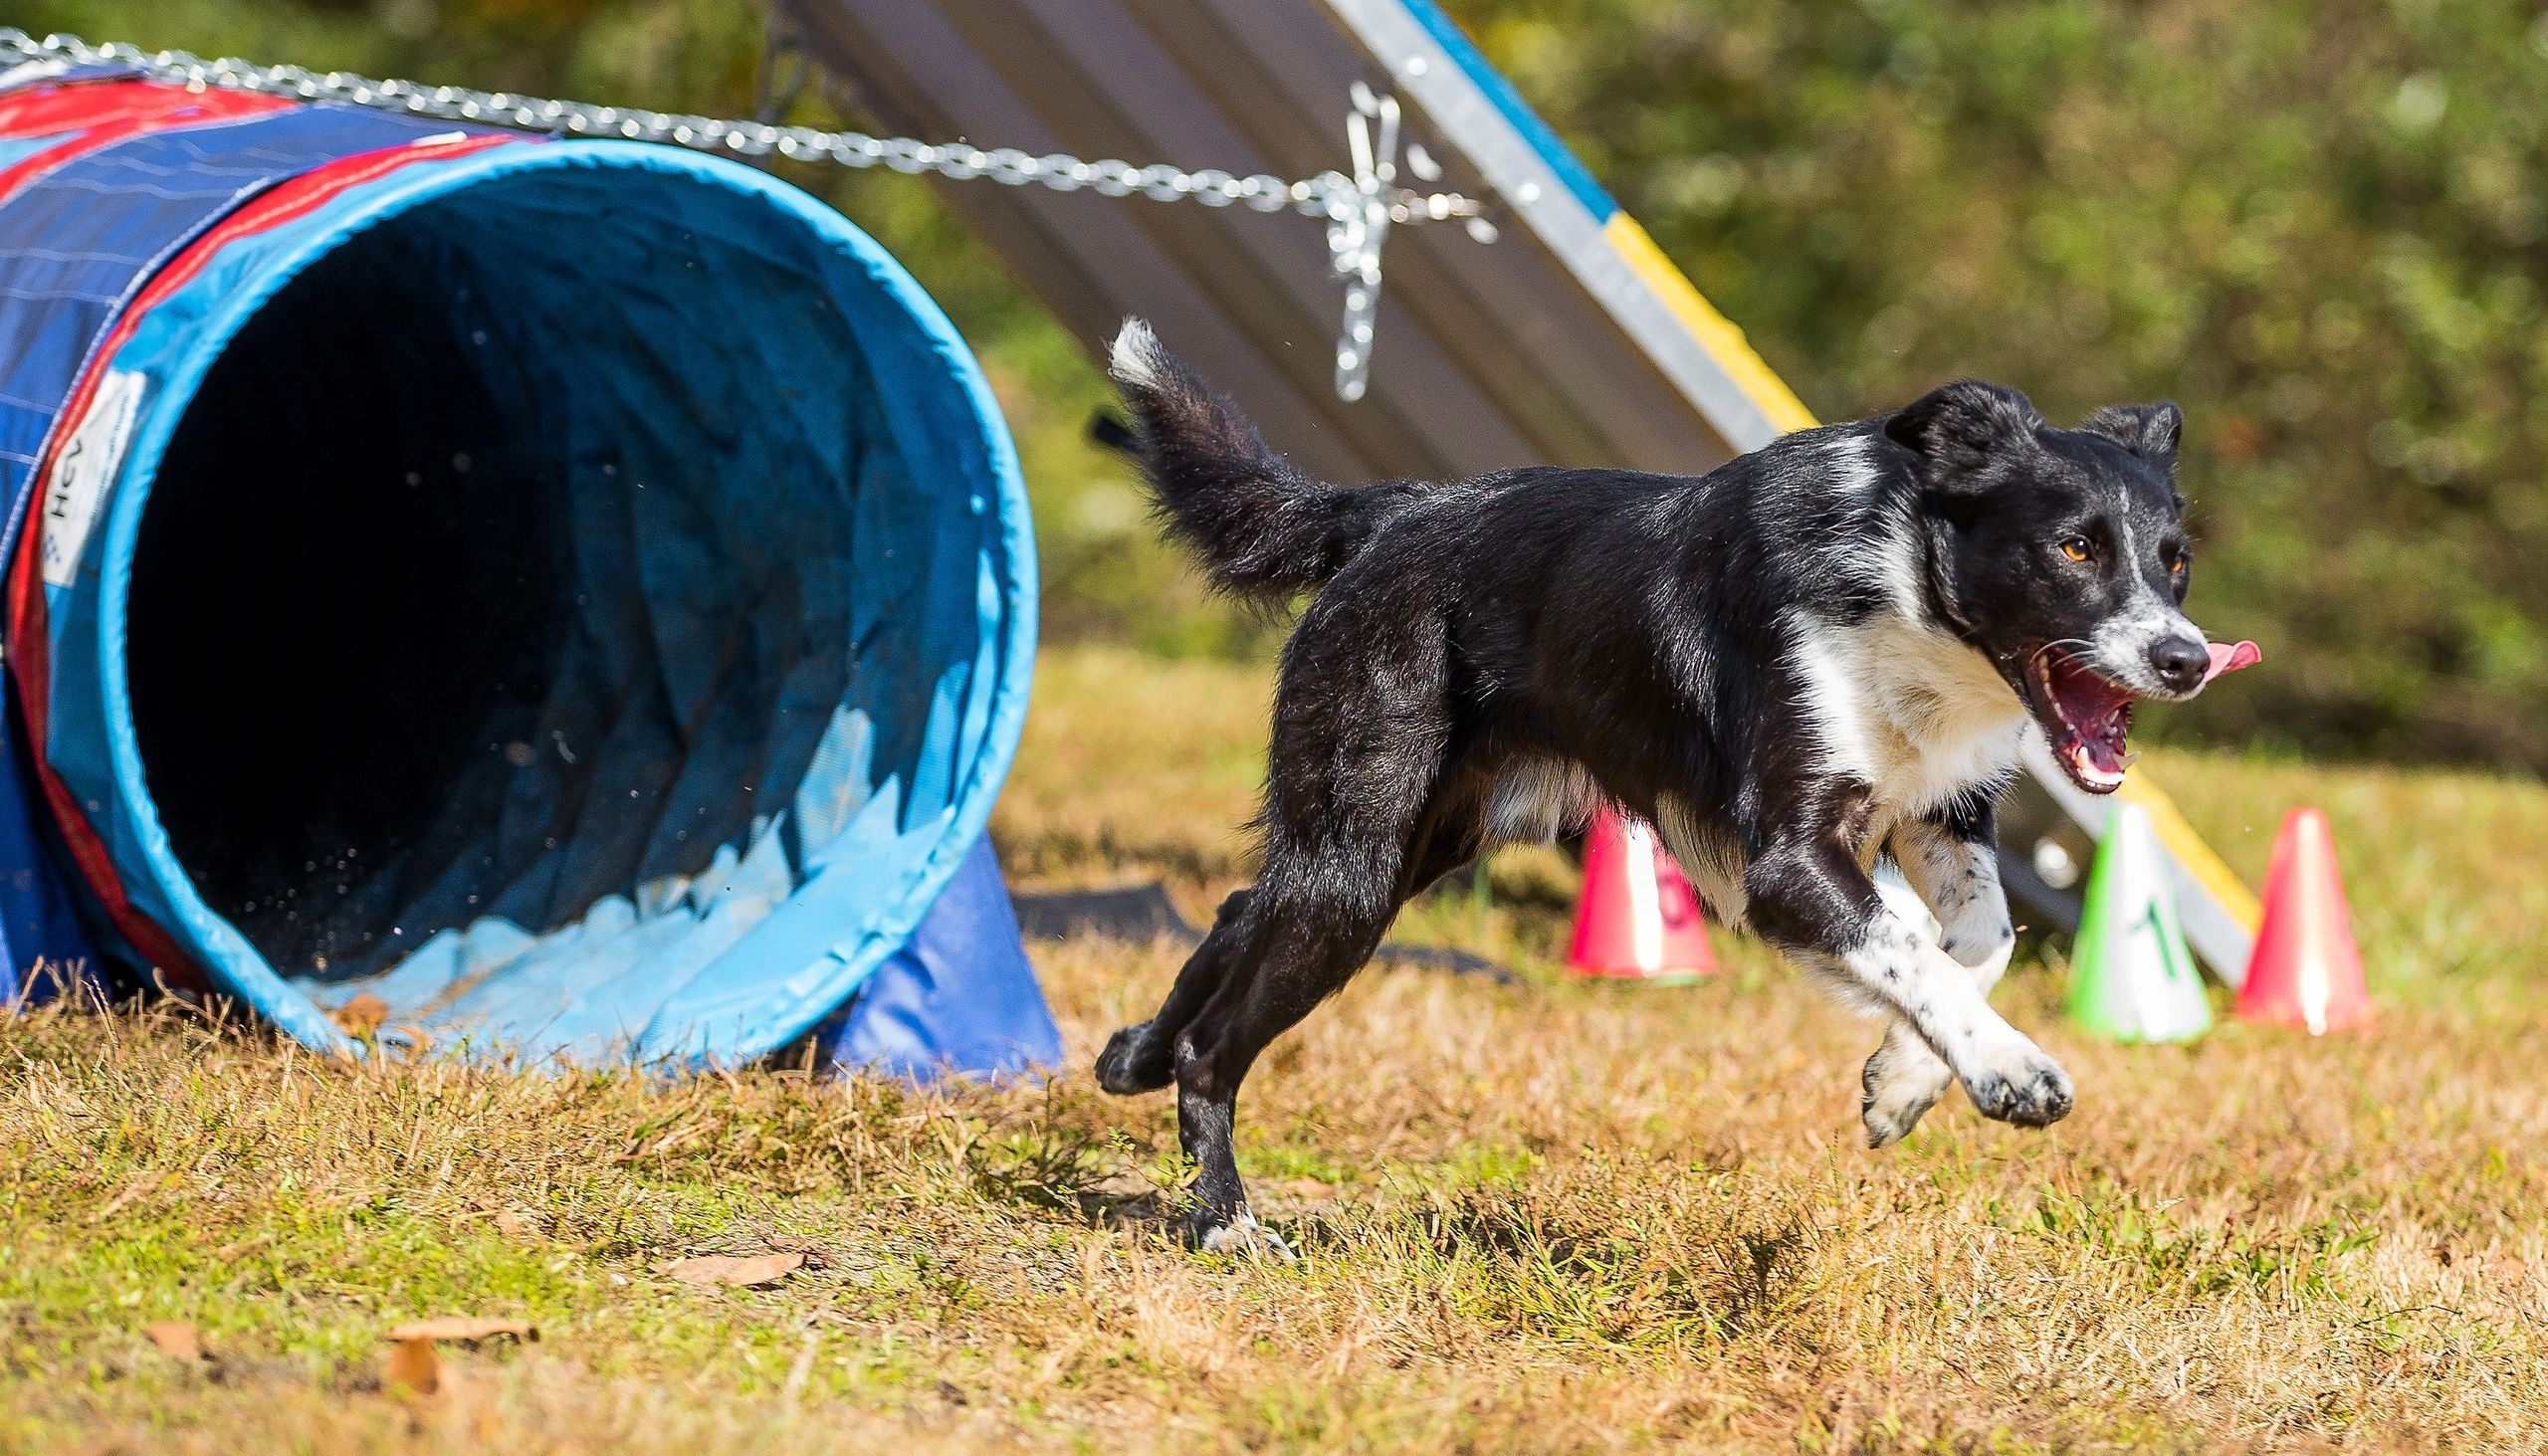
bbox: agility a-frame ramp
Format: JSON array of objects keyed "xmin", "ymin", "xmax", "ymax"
[{"xmin": 773, "ymin": 0, "xmax": 2262, "ymax": 980}]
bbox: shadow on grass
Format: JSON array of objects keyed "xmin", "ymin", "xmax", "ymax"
[
  {"xmin": 1399, "ymin": 1192, "xmax": 1818, "ymax": 1343},
  {"xmin": 961, "ymin": 1090, "xmax": 1185, "ymax": 1234}
]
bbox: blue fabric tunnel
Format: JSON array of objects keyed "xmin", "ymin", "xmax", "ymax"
[{"xmin": 0, "ymin": 76, "xmax": 1053, "ymax": 1075}]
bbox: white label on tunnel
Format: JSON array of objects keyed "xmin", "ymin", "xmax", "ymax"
[{"xmin": 40, "ymin": 369, "xmax": 143, "ymax": 589}]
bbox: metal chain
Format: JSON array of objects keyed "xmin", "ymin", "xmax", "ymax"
[
  {"xmin": 0, "ymin": 28, "xmax": 1487, "ymax": 227},
  {"xmin": 0, "ymin": 27, "xmax": 1499, "ymax": 401}
]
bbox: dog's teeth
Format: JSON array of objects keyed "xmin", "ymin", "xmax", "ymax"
[{"xmin": 2070, "ymin": 741, "xmax": 2125, "ymax": 788}]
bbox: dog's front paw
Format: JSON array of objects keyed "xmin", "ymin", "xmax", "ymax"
[
  {"xmin": 1187, "ymin": 1210, "xmax": 1297, "ymax": 1263},
  {"xmin": 1861, "ymin": 1039, "xmax": 1955, "ymax": 1148},
  {"xmin": 1959, "ymin": 1038, "xmax": 2074, "ymax": 1128}
]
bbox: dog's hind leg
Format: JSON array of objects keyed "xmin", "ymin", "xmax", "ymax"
[
  {"xmin": 1097, "ymin": 758, "xmax": 1486, "ymax": 1099},
  {"xmin": 1859, "ymin": 806, "xmax": 2019, "ymax": 1145},
  {"xmin": 1167, "ymin": 885, "xmax": 1385, "ymax": 1259},
  {"xmin": 1097, "ymin": 887, "xmax": 1254, "ymax": 1095},
  {"xmin": 1168, "ymin": 794, "xmax": 1485, "ymax": 1258},
  {"xmin": 1125, "ymin": 553, "xmax": 1481, "ymax": 1256}
]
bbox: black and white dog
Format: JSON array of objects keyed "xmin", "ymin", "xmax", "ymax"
[{"xmin": 1096, "ymin": 319, "xmax": 2253, "ymax": 1257}]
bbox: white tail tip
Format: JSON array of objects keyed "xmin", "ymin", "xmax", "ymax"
[{"xmin": 1108, "ymin": 317, "xmax": 1166, "ymax": 391}]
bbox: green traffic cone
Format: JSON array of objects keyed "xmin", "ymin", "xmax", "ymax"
[{"xmin": 2066, "ymin": 802, "xmax": 2213, "ymax": 1042}]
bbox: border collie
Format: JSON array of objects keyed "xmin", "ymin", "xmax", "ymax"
[{"xmin": 1095, "ymin": 319, "xmax": 2255, "ymax": 1257}]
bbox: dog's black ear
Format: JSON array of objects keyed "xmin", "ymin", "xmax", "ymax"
[
  {"xmin": 2078, "ymin": 401, "xmax": 2183, "ymax": 465},
  {"xmin": 1883, "ymin": 381, "xmax": 2041, "ymax": 484}
]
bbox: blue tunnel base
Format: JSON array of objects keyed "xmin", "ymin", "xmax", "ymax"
[{"xmin": 814, "ymin": 836, "xmax": 1061, "ymax": 1082}]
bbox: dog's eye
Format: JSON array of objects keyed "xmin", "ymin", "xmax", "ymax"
[{"xmin": 2058, "ymin": 536, "xmax": 2093, "ymax": 563}]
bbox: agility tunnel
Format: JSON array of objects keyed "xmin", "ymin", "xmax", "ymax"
[{"xmin": 0, "ymin": 68, "xmax": 1056, "ymax": 1075}]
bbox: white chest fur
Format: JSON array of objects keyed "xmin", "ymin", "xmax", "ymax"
[{"xmin": 1784, "ymin": 609, "xmax": 2028, "ymax": 825}]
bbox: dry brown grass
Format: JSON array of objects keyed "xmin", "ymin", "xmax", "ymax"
[{"xmin": 5, "ymin": 644, "xmax": 2545, "ymax": 1452}]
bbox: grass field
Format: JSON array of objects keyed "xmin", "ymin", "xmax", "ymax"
[{"xmin": 5, "ymin": 644, "xmax": 2546, "ymax": 1452}]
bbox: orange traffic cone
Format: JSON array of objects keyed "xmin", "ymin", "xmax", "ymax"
[
  {"xmin": 1567, "ymin": 805, "xmax": 1716, "ymax": 981},
  {"xmin": 2235, "ymin": 807, "xmax": 2373, "ymax": 1034}
]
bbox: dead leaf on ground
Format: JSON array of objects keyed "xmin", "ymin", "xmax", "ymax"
[
  {"xmin": 142, "ymin": 1322, "xmax": 206, "ymax": 1361},
  {"xmin": 384, "ymin": 1316, "xmax": 537, "ymax": 1345},
  {"xmin": 491, "ymin": 1209, "xmax": 532, "ymax": 1240},
  {"xmin": 666, "ymin": 1252, "xmax": 804, "ymax": 1288},
  {"xmin": 384, "ymin": 1338, "xmax": 442, "ymax": 1397},
  {"xmin": 330, "ymin": 993, "xmax": 390, "ymax": 1036},
  {"xmin": 1279, "ymin": 1177, "xmax": 1340, "ymax": 1202}
]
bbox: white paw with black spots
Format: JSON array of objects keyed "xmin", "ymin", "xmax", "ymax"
[
  {"xmin": 1861, "ymin": 1044, "xmax": 1954, "ymax": 1148},
  {"xmin": 1958, "ymin": 1036, "xmax": 2074, "ymax": 1128}
]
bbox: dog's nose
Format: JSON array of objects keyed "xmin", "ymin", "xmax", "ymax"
[{"xmin": 2148, "ymin": 634, "xmax": 2209, "ymax": 694}]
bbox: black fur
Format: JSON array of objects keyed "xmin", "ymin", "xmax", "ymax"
[
  {"xmin": 1100, "ymin": 320, "xmax": 2228, "ymax": 1254},
  {"xmin": 1120, "ymin": 343, "xmax": 1427, "ymax": 599}
]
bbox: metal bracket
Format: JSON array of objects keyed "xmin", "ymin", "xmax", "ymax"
[
  {"xmin": 1323, "ymin": 83, "xmax": 1399, "ymax": 402},
  {"xmin": 1325, "ymin": 83, "xmax": 1499, "ymax": 402}
]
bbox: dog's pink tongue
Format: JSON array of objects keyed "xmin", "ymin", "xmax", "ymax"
[{"xmin": 2202, "ymin": 640, "xmax": 2261, "ymax": 685}]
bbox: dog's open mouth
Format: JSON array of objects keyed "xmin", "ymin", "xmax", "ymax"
[
  {"xmin": 2020, "ymin": 639, "xmax": 2261, "ymax": 794},
  {"xmin": 2024, "ymin": 647, "xmax": 2139, "ymax": 793}
]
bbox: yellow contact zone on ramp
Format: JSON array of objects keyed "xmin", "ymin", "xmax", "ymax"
[
  {"xmin": 1603, "ymin": 214, "xmax": 1817, "ymax": 437},
  {"xmin": 1602, "ymin": 210, "xmax": 2258, "ymax": 934},
  {"xmin": 2117, "ymin": 775, "xmax": 2262, "ymax": 932}
]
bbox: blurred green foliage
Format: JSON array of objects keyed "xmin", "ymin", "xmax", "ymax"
[{"xmin": 18, "ymin": 0, "xmax": 2548, "ymax": 769}]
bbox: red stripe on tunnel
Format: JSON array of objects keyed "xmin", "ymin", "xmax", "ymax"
[
  {"xmin": 0, "ymin": 79, "xmax": 293, "ymax": 206},
  {"xmin": 7, "ymin": 127, "xmax": 527, "ymax": 992}
]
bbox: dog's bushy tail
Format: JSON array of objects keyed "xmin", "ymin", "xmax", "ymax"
[{"xmin": 1108, "ymin": 318, "xmax": 1397, "ymax": 601}]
